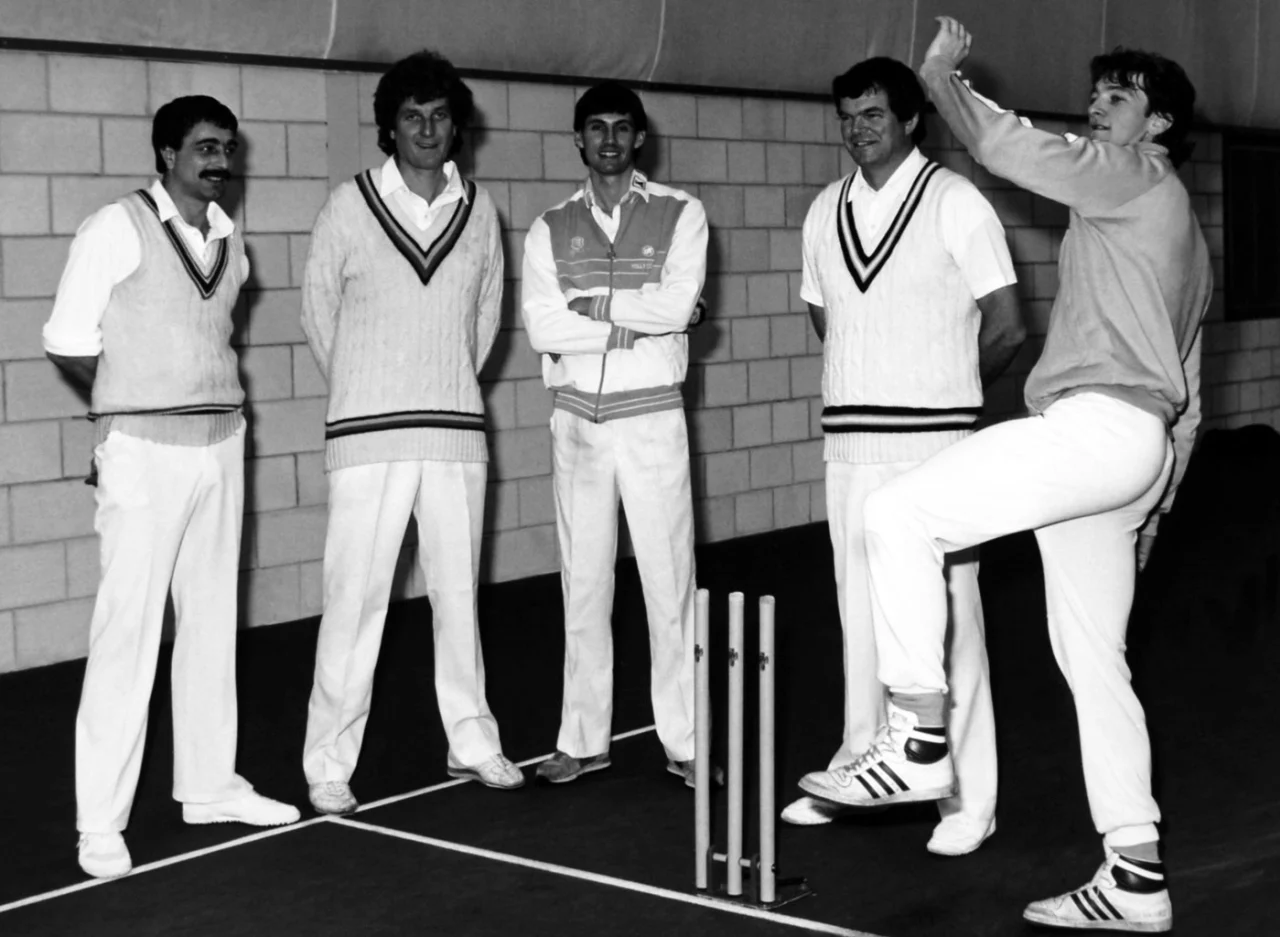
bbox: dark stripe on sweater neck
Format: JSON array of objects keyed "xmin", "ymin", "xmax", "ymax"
[
  {"xmin": 836, "ymin": 162, "xmax": 940, "ymax": 294},
  {"xmin": 355, "ymin": 170, "xmax": 476, "ymax": 286},
  {"xmin": 133, "ymin": 189, "xmax": 229, "ymax": 300}
]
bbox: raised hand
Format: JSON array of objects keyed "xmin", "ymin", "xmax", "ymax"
[{"xmin": 923, "ymin": 16, "xmax": 972, "ymax": 68}]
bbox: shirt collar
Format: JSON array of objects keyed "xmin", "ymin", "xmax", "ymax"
[
  {"xmin": 582, "ymin": 169, "xmax": 650, "ymax": 211},
  {"xmin": 849, "ymin": 147, "xmax": 926, "ymax": 202},
  {"xmin": 150, "ymin": 179, "xmax": 236, "ymax": 240},
  {"xmin": 378, "ymin": 156, "xmax": 467, "ymax": 203}
]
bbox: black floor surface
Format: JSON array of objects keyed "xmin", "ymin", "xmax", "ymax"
[{"xmin": 1, "ymin": 511, "xmax": 1279, "ymax": 936}]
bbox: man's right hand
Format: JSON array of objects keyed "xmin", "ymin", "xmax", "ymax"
[{"xmin": 923, "ymin": 16, "xmax": 972, "ymax": 69}]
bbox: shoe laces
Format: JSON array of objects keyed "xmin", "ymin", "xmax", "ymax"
[
  {"xmin": 316, "ymin": 781, "xmax": 350, "ymax": 796},
  {"xmin": 832, "ymin": 722, "xmax": 897, "ymax": 779}
]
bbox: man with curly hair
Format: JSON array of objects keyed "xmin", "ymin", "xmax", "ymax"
[{"xmin": 301, "ymin": 50, "xmax": 521, "ymax": 814}]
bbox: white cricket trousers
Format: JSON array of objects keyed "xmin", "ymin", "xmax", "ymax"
[
  {"xmin": 551, "ymin": 408, "xmax": 696, "ymax": 762},
  {"xmin": 76, "ymin": 428, "xmax": 252, "ymax": 833},
  {"xmin": 303, "ymin": 460, "xmax": 502, "ymax": 782},
  {"xmin": 826, "ymin": 460, "xmax": 997, "ymax": 826},
  {"xmin": 864, "ymin": 393, "xmax": 1173, "ymax": 847}
]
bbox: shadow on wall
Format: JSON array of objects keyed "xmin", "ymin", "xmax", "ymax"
[{"xmin": 1137, "ymin": 423, "xmax": 1280, "ymax": 652}]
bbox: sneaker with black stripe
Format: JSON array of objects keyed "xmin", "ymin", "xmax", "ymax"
[
  {"xmin": 1023, "ymin": 848, "xmax": 1172, "ymax": 932},
  {"xmin": 797, "ymin": 704, "xmax": 955, "ymax": 807}
]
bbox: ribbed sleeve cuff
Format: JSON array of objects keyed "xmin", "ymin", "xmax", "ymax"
[
  {"xmin": 588, "ymin": 295, "xmax": 611, "ymax": 321},
  {"xmin": 606, "ymin": 324, "xmax": 637, "ymax": 350}
]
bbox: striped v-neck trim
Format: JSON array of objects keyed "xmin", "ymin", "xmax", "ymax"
[
  {"xmin": 836, "ymin": 161, "xmax": 941, "ymax": 293},
  {"xmin": 356, "ymin": 170, "xmax": 476, "ymax": 285},
  {"xmin": 134, "ymin": 189, "xmax": 229, "ymax": 300}
]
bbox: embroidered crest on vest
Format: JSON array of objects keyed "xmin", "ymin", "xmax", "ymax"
[
  {"xmin": 133, "ymin": 189, "xmax": 229, "ymax": 300},
  {"xmin": 355, "ymin": 170, "xmax": 476, "ymax": 286},
  {"xmin": 836, "ymin": 161, "xmax": 941, "ymax": 294}
]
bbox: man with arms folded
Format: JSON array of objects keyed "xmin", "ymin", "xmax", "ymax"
[{"xmin": 521, "ymin": 81, "xmax": 709, "ymax": 787}]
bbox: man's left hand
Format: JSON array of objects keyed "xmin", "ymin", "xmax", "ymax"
[
  {"xmin": 923, "ymin": 16, "xmax": 972, "ymax": 69},
  {"xmin": 568, "ymin": 297, "xmax": 591, "ymax": 315}
]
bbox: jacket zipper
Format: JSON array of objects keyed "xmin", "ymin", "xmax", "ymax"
[{"xmin": 593, "ymin": 242, "xmax": 616, "ymax": 423}]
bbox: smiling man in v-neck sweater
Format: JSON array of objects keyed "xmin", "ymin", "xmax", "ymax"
[
  {"xmin": 300, "ymin": 50, "xmax": 522, "ymax": 814},
  {"xmin": 43, "ymin": 95, "xmax": 301, "ymax": 881},
  {"xmin": 790, "ymin": 57, "xmax": 1023, "ymax": 858}
]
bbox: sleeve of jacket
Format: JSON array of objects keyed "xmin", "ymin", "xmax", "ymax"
[
  {"xmin": 520, "ymin": 215, "xmax": 612, "ymax": 355},
  {"xmin": 605, "ymin": 195, "xmax": 708, "ymax": 334}
]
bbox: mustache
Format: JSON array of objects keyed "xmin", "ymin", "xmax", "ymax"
[{"xmin": 200, "ymin": 171, "xmax": 231, "ymax": 181}]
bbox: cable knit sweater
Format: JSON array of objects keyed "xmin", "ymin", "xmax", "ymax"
[{"xmin": 301, "ymin": 168, "xmax": 504, "ymax": 471}]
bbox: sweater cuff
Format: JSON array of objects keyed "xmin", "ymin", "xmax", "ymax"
[
  {"xmin": 606, "ymin": 324, "xmax": 637, "ymax": 350},
  {"xmin": 588, "ymin": 295, "xmax": 611, "ymax": 321}
]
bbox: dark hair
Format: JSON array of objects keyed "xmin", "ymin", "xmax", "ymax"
[
  {"xmin": 573, "ymin": 81, "xmax": 648, "ymax": 135},
  {"xmin": 151, "ymin": 95, "xmax": 238, "ymax": 173},
  {"xmin": 1090, "ymin": 48, "xmax": 1196, "ymax": 166},
  {"xmin": 374, "ymin": 50, "xmax": 474, "ymax": 158},
  {"xmin": 831, "ymin": 57, "xmax": 927, "ymax": 145}
]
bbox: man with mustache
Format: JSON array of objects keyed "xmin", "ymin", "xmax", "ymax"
[
  {"xmin": 787, "ymin": 57, "xmax": 1022, "ymax": 857},
  {"xmin": 301, "ymin": 50, "xmax": 521, "ymax": 815},
  {"xmin": 43, "ymin": 95, "xmax": 300, "ymax": 880},
  {"xmin": 521, "ymin": 82, "xmax": 709, "ymax": 786},
  {"xmin": 827, "ymin": 18, "xmax": 1208, "ymax": 932}
]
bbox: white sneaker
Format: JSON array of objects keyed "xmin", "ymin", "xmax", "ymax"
[
  {"xmin": 1023, "ymin": 849, "xmax": 1172, "ymax": 932},
  {"xmin": 447, "ymin": 752, "xmax": 525, "ymax": 790},
  {"xmin": 77, "ymin": 832, "xmax": 132, "ymax": 878},
  {"xmin": 183, "ymin": 791, "xmax": 301, "ymax": 827},
  {"xmin": 309, "ymin": 781, "xmax": 358, "ymax": 815},
  {"xmin": 927, "ymin": 814, "xmax": 996, "ymax": 856},
  {"xmin": 798, "ymin": 705, "xmax": 955, "ymax": 807},
  {"xmin": 780, "ymin": 795, "xmax": 845, "ymax": 826}
]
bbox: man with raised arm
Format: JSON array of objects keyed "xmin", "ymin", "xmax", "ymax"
[
  {"xmin": 787, "ymin": 56, "xmax": 1022, "ymax": 858},
  {"xmin": 521, "ymin": 81, "xmax": 709, "ymax": 787},
  {"xmin": 301, "ymin": 50, "xmax": 521, "ymax": 815},
  {"xmin": 43, "ymin": 95, "xmax": 300, "ymax": 880},
  {"xmin": 818, "ymin": 18, "xmax": 1209, "ymax": 933}
]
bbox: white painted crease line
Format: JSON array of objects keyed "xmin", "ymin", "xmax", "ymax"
[
  {"xmin": 354, "ymin": 724, "xmax": 658, "ymax": 813},
  {"xmin": 332, "ymin": 817, "xmax": 886, "ymax": 937},
  {"xmin": 0, "ymin": 817, "xmax": 331, "ymax": 916},
  {"xmin": 0, "ymin": 725, "xmax": 660, "ymax": 914}
]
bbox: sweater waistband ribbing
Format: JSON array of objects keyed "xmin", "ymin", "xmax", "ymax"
[
  {"xmin": 551, "ymin": 383, "xmax": 684, "ymax": 424},
  {"xmin": 325, "ymin": 409, "xmax": 485, "ymax": 440},
  {"xmin": 821, "ymin": 404, "xmax": 981, "ymax": 433}
]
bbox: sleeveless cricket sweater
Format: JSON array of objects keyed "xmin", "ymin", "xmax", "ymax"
[
  {"xmin": 805, "ymin": 163, "xmax": 985, "ymax": 464},
  {"xmin": 92, "ymin": 189, "xmax": 246, "ymax": 447}
]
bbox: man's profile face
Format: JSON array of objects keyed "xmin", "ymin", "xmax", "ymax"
[
  {"xmin": 393, "ymin": 96, "xmax": 455, "ymax": 174},
  {"xmin": 838, "ymin": 89, "xmax": 916, "ymax": 174},
  {"xmin": 1088, "ymin": 77, "xmax": 1163, "ymax": 147},
  {"xmin": 575, "ymin": 112, "xmax": 645, "ymax": 178},
  {"xmin": 163, "ymin": 121, "xmax": 237, "ymax": 203}
]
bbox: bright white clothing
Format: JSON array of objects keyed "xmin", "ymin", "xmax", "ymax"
[
  {"xmin": 43, "ymin": 179, "xmax": 247, "ymax": 357},
  {"xmin": 377, "ymin": 156, "xmax": 465, "ymax": 230},
  {"xmin": 76, "ymin": 427, "xmax": 253, "ymax": 832},
  {"xmin": 550, "ymin": 408, "xmax": 696, "ymax": 762},
  {"xmin": 864, "ymin": 392, "xmax": 1174, "ymax": 846},
  {"xmin": 303, "ymin": 459, "xmax": 502, "ymax": 780},
  {"xmin": 826, "ymin": 461, "xmax": 997, "ymax": 824},
  {"xmin": 801, "ymin": 149, "xmax": 1016, "ymax": 465}
]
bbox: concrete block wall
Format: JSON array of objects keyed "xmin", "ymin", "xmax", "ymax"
[{"xmin": 0, "ymin": 48, "xmax": 1273, "ymax": 671}]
